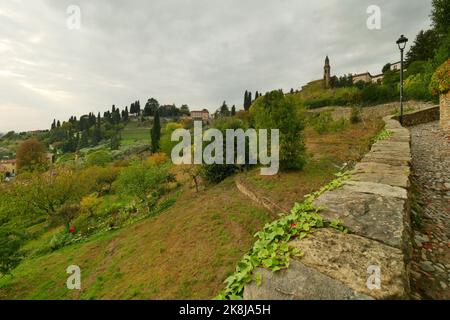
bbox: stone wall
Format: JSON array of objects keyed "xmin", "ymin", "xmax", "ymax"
[
  {"xmin": 394, "ymin": 105, "xmax": 440, "ymax": 127},
  {"xmin": 440, "ymin": 92, "xmax": 450, "ymax": 131},
  {"xmin": 244, "ymin": 116, "xmax": 413, "ymax": 300},
  {"xmin": 235, "ymin": 178, "xmax": 287, "ymax": 217}
]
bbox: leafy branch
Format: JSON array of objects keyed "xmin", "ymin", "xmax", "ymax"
[{"xmin": 216, "ymin": 173, "xmax": 349, "ymax": 300}]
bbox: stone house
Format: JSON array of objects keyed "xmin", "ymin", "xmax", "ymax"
[{"xmin": 190, "ymin": 109, "xmax": 210, "ymax": 123}]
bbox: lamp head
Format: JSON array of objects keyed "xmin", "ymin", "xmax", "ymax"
[{"xmin": 396, "ymin": 35, "xmax": 408, "ymax": 50}]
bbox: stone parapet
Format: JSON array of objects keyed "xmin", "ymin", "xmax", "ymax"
[{"xmin": 244, "ymin": 115, "xmax": 412, "ymax": 300}]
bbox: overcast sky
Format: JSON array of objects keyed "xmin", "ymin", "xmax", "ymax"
[{"xmin": 0, "ymin": 0, "xmax": 432, "ymax": 132}]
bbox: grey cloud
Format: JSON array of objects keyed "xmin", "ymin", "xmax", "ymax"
[{"xmin": 0, "ymin": 0, "xmax": 431, "ymax": 132}]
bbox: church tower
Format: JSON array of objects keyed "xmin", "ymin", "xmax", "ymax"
[{"xmin": 324, "ymin": 55, "xmax": 331, "ymax": 89}]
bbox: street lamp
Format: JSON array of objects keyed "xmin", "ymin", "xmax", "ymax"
[{"xmin": 396, "ymin": 35, "xmax": 408, "ymax": 125}]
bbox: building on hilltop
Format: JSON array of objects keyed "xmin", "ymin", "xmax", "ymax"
[
  {"xmin": 301, "ymin": 56, "xmax": 400, "ymax": 91},
  {"xmin": 190, "ymin": 109, "xmax": 210, "ymax": 123},
  {"xmin": 352, "ymin": 72, "xmax": 384, "ymax": 84}
]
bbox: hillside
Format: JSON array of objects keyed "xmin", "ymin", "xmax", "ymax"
[{"xmin": 0, "ymin": 105, "xmax": 391, "ymax": 299}]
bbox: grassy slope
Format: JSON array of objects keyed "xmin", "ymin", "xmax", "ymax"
[
  {"xmin": 0, "ymin": 111, "xmax": 384, "ymax": 300},
  {"xmin": 0, "ymin": 178, "xmax": 271, "ymax": 300},
  {"xmin": 242, "ymin": 118, "xmax": 384, "ymax": 210}
]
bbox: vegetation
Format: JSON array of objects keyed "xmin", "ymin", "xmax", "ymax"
[
  {"xmin": 251, "ymin": 90, "xmax": 307, "ymax": 170},
  {"xmin": 430, "ymin": 59, "xmax": 450, "ymax": 95},
  {"xmin": 16, "ymin": 139, "xmax": 48, "ymax": 173},
  {"xmin": 216, "ymin": 173, "xmax": 349, "ymax": 300}
]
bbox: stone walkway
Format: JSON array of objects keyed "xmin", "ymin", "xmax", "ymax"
[{"xmin": 410, "ymin": 121, "xmax": 450, "ymax": 300}]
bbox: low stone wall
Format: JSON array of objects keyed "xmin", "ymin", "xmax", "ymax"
[
  {"xmin": 394, "ymin": 105, "xmax": 440, "ymax": 127},
  {"xmin": 244, "ymin": 116, "xmax": 412, "ymax": 300},
  {"xmin": 440, "ymin": 92, "xmax": 450, "ymax": 131},
  {"xmin": 235, "ymin": 178, "xmax": 287, "ymax": 217}
]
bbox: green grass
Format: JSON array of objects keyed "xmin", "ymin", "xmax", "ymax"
[
  {"xmin": 0, "ymin": 178, "xmax": 271, "ymax": 300},
  {"xmin": 121, "ymin": 121, "xmax": 151, "ymax": 145}
]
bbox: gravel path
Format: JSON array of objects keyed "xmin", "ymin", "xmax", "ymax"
[{"xmin": 410, "ymin": 121, "xmax": 450, "ymax": 300}]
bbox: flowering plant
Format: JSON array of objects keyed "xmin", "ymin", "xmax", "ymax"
[{"xmin": 430, "ymin": 59, "xmax": 450, "ymax": 95}]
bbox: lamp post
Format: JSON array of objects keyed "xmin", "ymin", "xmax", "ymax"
[{"xmin": 396, "ymin": 35, "xmax": 408, "ymax": 125}]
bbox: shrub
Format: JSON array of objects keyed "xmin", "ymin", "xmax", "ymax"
[
  {"xmin": 147, "ymin": 153, "xmax": 168, "ymax": 166},
  {"xmin": 49, "ymin": 232, "xmax": 72, "ymax": 251},
  {"xmin": 201, "ymin": 118, "xmax": 252, "ymax": 184},
  {"xmin": 114, "ymin": 161, "xmax": 173, "ymax": 211},
  {"xmin": 251, "ymin": 90, "xmax": 307, "ymax": 170},
  {"xmin": 86, "ymin": 150, "xmax": 112, "ymax": 167},
  {"xmin": 430, "ymin": 58, "xmax": 450, "ymax": 95},
  {"xmin": 350, "ymin": 106, "xmax": 362, "ymax": 124},
  {"xmin": 310, "ymin": 111, "xmax": 333, "ymax": 134},
  {"xmin": 0, "ymin": 226, "xmax": 26, "ymax": 274},
  {"xmin": 404, "ymin": 73, "xmax": 433, "ymax": 101}
]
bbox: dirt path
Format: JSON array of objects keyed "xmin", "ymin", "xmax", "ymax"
[{"xmin": 410, "ymin": 121, "xmax": 450, "ymax": 300}]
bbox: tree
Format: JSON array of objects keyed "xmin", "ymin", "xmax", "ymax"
[
  {"xmin": 251, "ymin": 90, "xmax": 307, "ymax": 170},
  {"xmin": 218, "ymin": 101, "xmax": 230, "ymax": 117},
  {"xmin": 244, "ymin": 90, "xmax": 253, "ymax": 111},
  {"xmin": 151, "ymin": 108, "xmax": 161, "ymax": 152},
  {"xmin": 16, "ymin": 139, "xmax": 48, "ymax": 173},
  {"xmin": 115, "ymin": 161, "xmax": 173, "ymax": 211},
  {"xmin": 144, "ymin": 98, "xmax": 159, "ymax": 117},
  {"xmin": 406, "ymin": 29, "xmax": 440, "ymax": 66},
  {"xmin": 382, "ymin": 63, "xmax": 391, "ymax": 73},
  {"xmin": 231, "ymin": 105, "xmax": 236, "ymax": 116},
  {"xmin": 431, "ymin": 0, "xmax": 450, "ymax": 35},
  {"xmin": 0, "ymin": 226, "xmax": 26, "ymax": 275},
  {"xmin": 180, "ymin": 104, "xmax": 190, "ymax": 116}
]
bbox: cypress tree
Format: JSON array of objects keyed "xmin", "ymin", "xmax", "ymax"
[
  {"xmin": 151, "ymin": 108, "xmax": 161, "ymax": 153},
  {"xmin": 231, "ymin": 105, "xmax": 236, "ymax": 116}
]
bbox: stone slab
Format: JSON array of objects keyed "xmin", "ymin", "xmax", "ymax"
[
  {"xmin": 244, "ymin": 259, "xmax": 373, "ymax": 300},
  {"xmin": 343, "ymin": 180, "xmax": 407, "ymax": 199},
  {"xmin": 289, "ymin": 229, "xmax": 408, "ymax": 299},
  {"xmin": 361, "ymin": 154, "xmax": 410, "ymax": 166},
  {"xmin": 313, "ymin": 188, "xmax": 407, "ymax": 248}
]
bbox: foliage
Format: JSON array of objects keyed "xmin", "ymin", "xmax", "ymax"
[
  {"xmin": 350, "ymin": 106, "xmax": 362, "ymax": 124},
  {"xmin": 114, "ymin": 161, "xmax": 173, "ymax": 210},
  {"xmin": 406, "ymin": 29, "xmax": 440, "ymax": 66},
  {"xmin": 372, "ymin": 129, "xmax": 392, "ymax": 143},
  {"xmin": 251, "ymin": 90, "xmax": 307, "ymax": 170},
  {"xmin": 430, "ymin": 59, "xmax": 450, "ymax": 95},
  {"xmin": 431, "ymin": 0, "xmax": 450, "ymax": 35},
  {"xmin": 151, "ymin": 109, "xmax": 161, "ymax": 152},
  {"xmin": 404, "ymin": 73, "xmax": 434, "ymax": 101},
  {"xmin": 216, "ymin": 173, "xmax": 349, "ymax": 300},
  {"xmin": 16, "ymin": 139, "xmax": 48, "ymax": 173},
  {"xmin": 201, "ymin": 118, "xmax": 251, "ymax": 184},
  {"xmin": 160, "ymin": 122, "xmax": 183, "ymax": 156},
  {"xmin": 0, "ymin": 226, "xmax": 26, "ymax": 275},
  {"xmin": 147, "ymin": 153, "xmax": 169, "ymax": 166},
  {"xmin": 308, "ymin": 111, "xmax": 349, "ymax": 134},
  {"xmin": 86, "ymin": 150, "xmax": 112, "ymax": 167}
]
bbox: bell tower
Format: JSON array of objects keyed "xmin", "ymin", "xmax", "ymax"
[{"xmin": 324, "ymin": 55, "xmax": 331, "ymax": 89}]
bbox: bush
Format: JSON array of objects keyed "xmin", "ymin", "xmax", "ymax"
[
  {"xmin": 49, "ymin": 232, "xmax": 72, "ymax": 251},
  {"xmin": 350, "ymin": 106, "xmax": 362, "ymax": 124},
  {"xmin": 430, "ymin": 58, "xmax": 450, "ymax": 95},
  {"xmin": 114, "ymin": 161, "xmax": 173, "ymax": 210},
  {"xmin": 251, "ymin": 90, "xmax": 307, "ymax": 170},
  {"xmin": 404, "ymin": 73, "xmax": 433, "ymax": 101},
  {"xmin": 310, "ymin": 111, "xmax": 333, "ymax": 134},
  {"xmin": 0, "ymin": 226, "xmax": 26, "ymax": 274},
  {"xmin": 200, "ymin": 118, "xmax": 252, "ymax": 184},
  {"xmin": 86, "ymin": 150, "xmax": 112, "ymax": 167}
]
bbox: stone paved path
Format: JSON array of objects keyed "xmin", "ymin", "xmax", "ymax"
[{"xmin": 410, "ymin": 121, "xmax": 450, "ymax": 300}]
